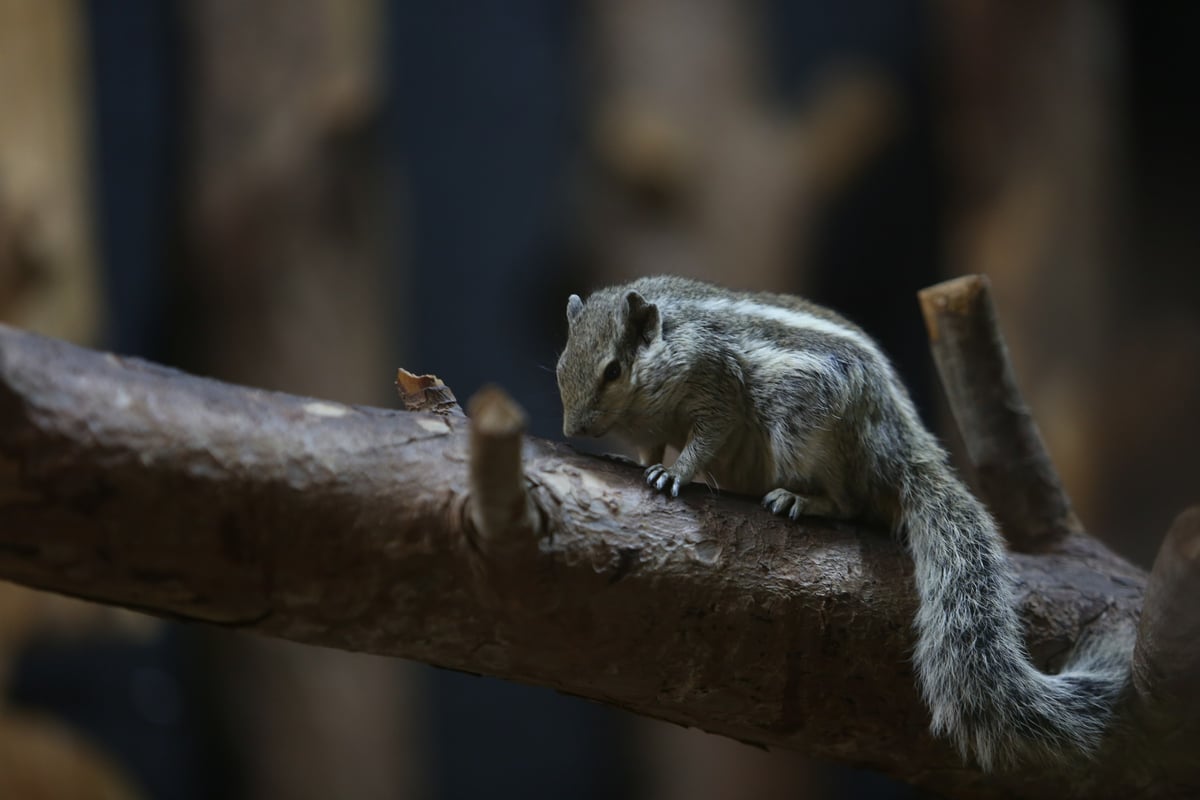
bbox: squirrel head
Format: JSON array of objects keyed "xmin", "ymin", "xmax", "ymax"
[{"xmin": 557, "ymin": 288, "xmax": 661, "ymax": 438}]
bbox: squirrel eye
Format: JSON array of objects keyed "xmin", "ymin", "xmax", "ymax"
[{"xmin": 602, "ymin": 360, "xmax": 621, "ymax": 383}]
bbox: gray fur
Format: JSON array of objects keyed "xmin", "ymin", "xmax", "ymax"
[{"xmin": 556, "ymin": 275, "xmax": 1130, "ymax": 770}]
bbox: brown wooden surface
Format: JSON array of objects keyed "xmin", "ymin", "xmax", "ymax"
[{"xmin": 1, "ymin": 323, "xmax": 1195, "ymax": 797}]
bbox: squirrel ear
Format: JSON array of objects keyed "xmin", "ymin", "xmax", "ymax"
[
  {"xmin": 623, "ymin": 291, "xmax": 661, "ymax": 346},
  {"xmin": 566, "ymin": 294, "xmax": 584, "ymax": 323}
]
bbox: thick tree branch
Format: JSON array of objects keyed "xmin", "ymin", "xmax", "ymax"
[
  {"xmin": 0, "ymin": 323, "xmax": 1192, "ymax": 797},
  {"xmin": 919, "ymin": 275, "xmax": 1082, "ymax": 550}
]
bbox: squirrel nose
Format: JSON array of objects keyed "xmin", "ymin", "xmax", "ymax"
[{"xmin": 563, "ymin": 413, "xmax": 589, "ymax": 438}]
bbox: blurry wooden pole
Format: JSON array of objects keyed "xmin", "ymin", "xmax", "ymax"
[
  {"xmin": 0, "ymin": 0, "xmax": 100, "ymax": 344},
  {"xmin": 0, "ymin": 4, "xmax": 146, "ymax": 796},
  {"xmin": 936, "ymin": 1, "xmax": 1120, "ymax": 523},
  {"xmin": 587, "ymin": 0, "xmax": 894, "ymax": 293},
  {"xmin": 177, "ymin": 3, "xmax": 420, "ymax": 800},
  {"xmin": 181, "ymin": 0, "xmax": 391, "ymax": 404}
]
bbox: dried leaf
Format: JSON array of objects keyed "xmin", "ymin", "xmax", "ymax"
[{"xmin": 395, "ymin": 368, "xmax": 459, "ymax": 414}]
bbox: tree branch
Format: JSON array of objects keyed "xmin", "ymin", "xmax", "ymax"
[
  {"xmin": 919, "ymin": 275, "xmax": 1082, "ymax": 550},
  {"xmin": 466, "ymin": 385, "xmax": 539, "ymax": 555},
  {"xmin": 0, "ymin": 322, "xmax": 1191, "ymax": 797}
]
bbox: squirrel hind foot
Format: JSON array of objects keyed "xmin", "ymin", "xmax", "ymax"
[{"xmin": 762, "ymin": 488, "xmax": 846, "ymax": 521}]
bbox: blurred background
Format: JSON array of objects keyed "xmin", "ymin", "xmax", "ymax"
[{"xmin": 0, "ymin": 0, "xmax": 1196, "ymax": 798}]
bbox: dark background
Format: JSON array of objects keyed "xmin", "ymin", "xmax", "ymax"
[{"xmin": 0, "ymin": 1, "xmax": 1195, "ymax": 798}]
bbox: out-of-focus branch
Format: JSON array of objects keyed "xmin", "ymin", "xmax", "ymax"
[
  {"xmin": 920, "ymin": 274, "xmax": 1082, "ymax": 550},
  {"xmin": 1133, "ymin": 507, "xmax": 1200, "ymax": 747}
]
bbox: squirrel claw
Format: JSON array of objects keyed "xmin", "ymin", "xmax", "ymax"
[
  {"xmin": 763, "ymin": 488, "xmax": 845, "ymax": 521},
  {"xmin": 645, "ymin": 464, "xmax": 681, "ymax": 497},
  {"xmin": 763, "ymin": 488, "xmax": 804, "ymax": 519}
]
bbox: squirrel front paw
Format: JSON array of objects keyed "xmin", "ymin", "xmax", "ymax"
[{"xmin": 645, "ymin": 464, "xmax": 686, "ymax": 498}]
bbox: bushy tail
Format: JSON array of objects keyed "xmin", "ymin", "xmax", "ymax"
[{"xmin": 899, "ymin": 462, "xmax": 1131, "ymax": 770}]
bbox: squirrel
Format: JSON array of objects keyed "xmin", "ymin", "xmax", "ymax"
[{"xmin": 555, "ymin": 275, "xmax": 1130, "ymax": 770}]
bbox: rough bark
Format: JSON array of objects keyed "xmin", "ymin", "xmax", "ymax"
[{"xmin": 0, "ymin": 321, "xmax": 1194, "ymax": 797}]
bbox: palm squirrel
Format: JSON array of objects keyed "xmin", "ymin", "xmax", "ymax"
[{"xmin": 555, "ymin": 275, "xmax": 1129, "ymax": 769}]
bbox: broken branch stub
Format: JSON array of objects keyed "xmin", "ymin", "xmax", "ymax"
[
  {"xmin": 466, "ymin": 386, "xmax": 538, "ymax": 558},
  {"xmin": 918, "ymin": 274, "xmax": 1082, "ymax": 550}
]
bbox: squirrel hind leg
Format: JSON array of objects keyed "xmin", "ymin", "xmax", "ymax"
[{"xmin": 762, "ymin": 488, "xmax": 849, "ymax": 521}]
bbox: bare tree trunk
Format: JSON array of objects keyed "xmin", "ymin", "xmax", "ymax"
[
  {"xmin": 586, "ymin": 0, "xmax": 894, "ymax": 291},
  {"xmin": 179, "ymin": 0, "xmax": 391, "ymax": 402},
  {"xmin": 936, "ymin": 0, "xmax": 1121, "ymax": 527},
  {"xmin": 0, "ymin": 0, "xmax": 100, "ymax": 346}
]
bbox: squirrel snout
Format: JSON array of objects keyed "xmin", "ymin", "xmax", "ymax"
[{"xmin": 562, "ymin": 411, "xmax": 595, "ymax": 438}]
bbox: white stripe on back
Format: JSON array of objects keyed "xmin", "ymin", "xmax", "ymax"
[
  {"xmin": 686, "ymin": 296, "xmax": 884, "ymax": 362},
  {"xmin": 685, "ymin": 293, "xmax": 926, "ymax": 432},
  {"xmin": 741, "ymin": 339, "xmax": 836, "ymax": 379}
]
